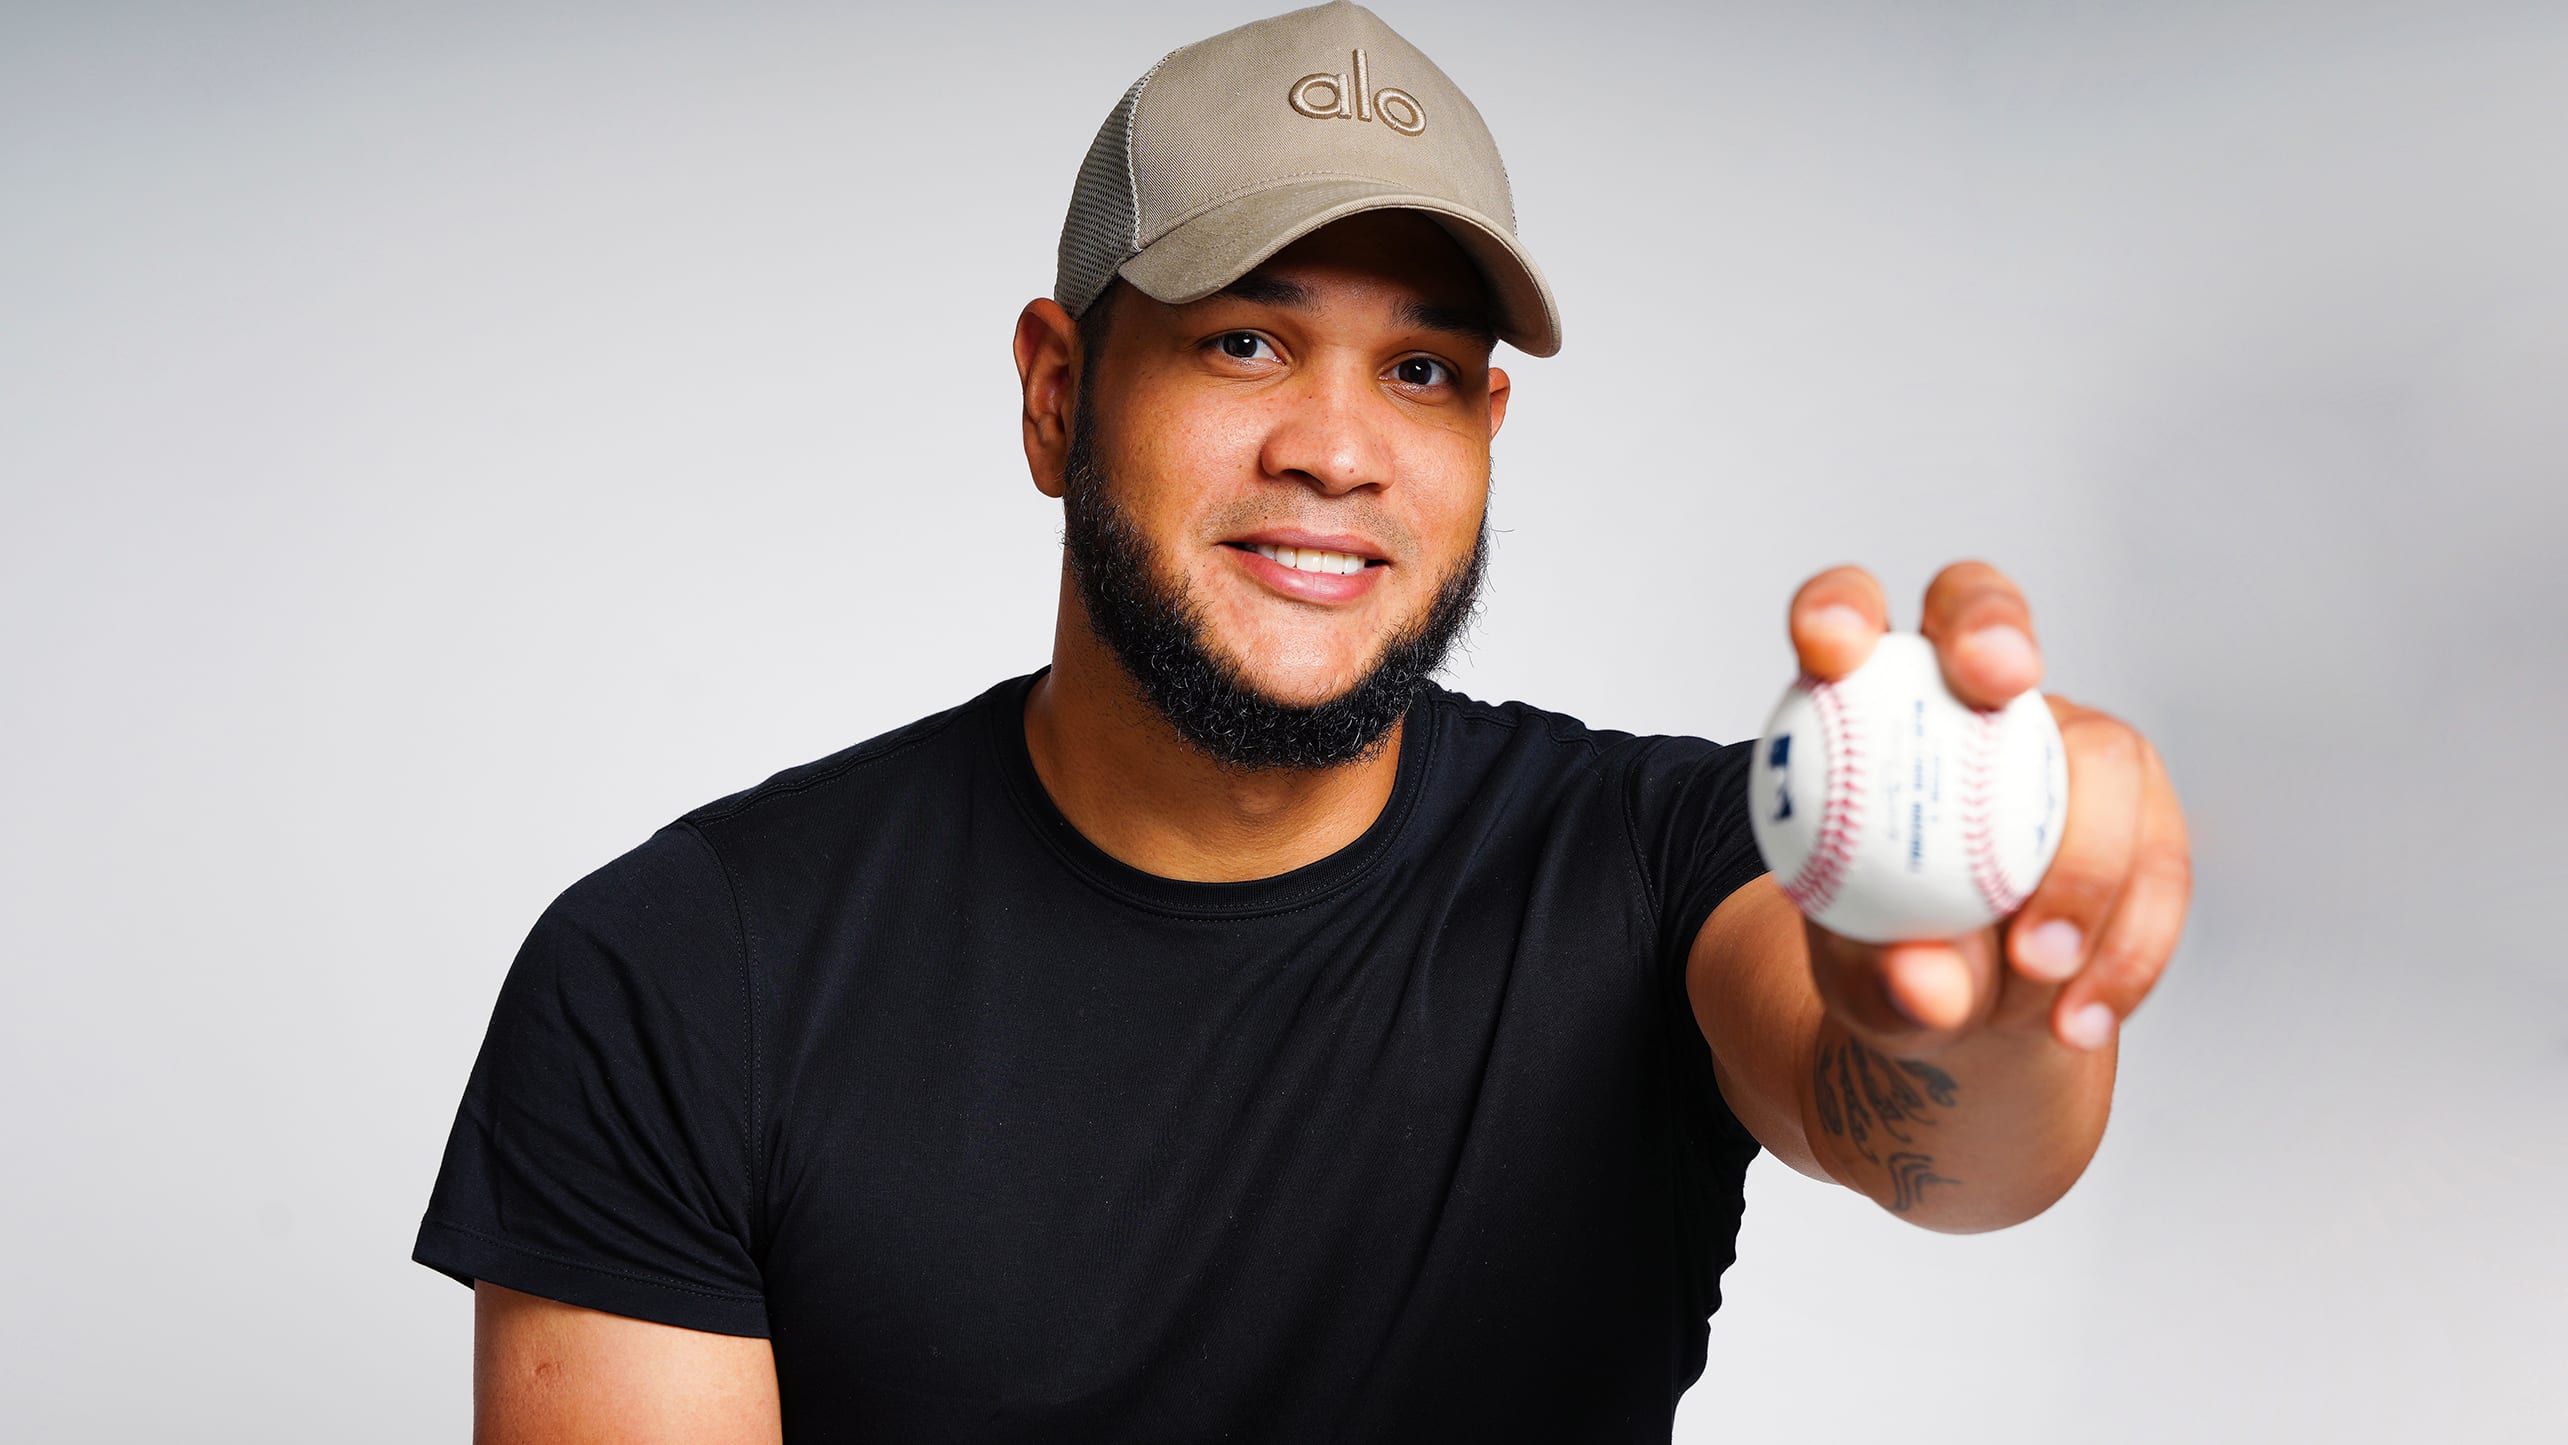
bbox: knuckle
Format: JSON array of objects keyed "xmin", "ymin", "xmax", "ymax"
[
  {"xmin": 2142, "ymin": 737, "xmax": 2192, "ymax": 824},
  {"xmin": 1927, "ymin": 579, "xmax": 2023, "ymax": 630},
  {"xmin": 2085, "ymin": 930, "xmax": 2155, "ymax": 990},
  {"xmin": 2039, "ymin": 863, "xmax": 2122, "ymax": 920},
  {"xmin": 1954, "ymin": 588, "xmax": 2028, "ymax": 631},
  {"xmin": 2069, "ymin": 716, "xmax": 2142, "ymax": 778},
  {"xmin": 2084, "ymin": 911, "xmax": 2182, "ymax": 1010},
  {"xmin": 2143, "ymin": 844, "xmax": 2195, "ymax": 905},
  {"xmin": 2136, "ymin": 729, "xmax": 2167, "ymax": 772},
  {"xmin": 2063, "ymin": 706, "xmax": 2136, "ymax": 749},
  {"xmin": 2083, "ymin": 967, "xmax": 2153, "ymax": 1022}
]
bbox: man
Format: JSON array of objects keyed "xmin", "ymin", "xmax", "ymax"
[{"xmin": 414, "ymin": 3, "xmax": 2190, "ymax": 1439}]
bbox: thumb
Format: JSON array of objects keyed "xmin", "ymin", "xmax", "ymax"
[{"xmin": 1805, "ymin": 918, "xmax": 2002, "ymax": 1055}]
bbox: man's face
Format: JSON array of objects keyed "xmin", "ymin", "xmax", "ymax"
[{"xmin": 1061, "ymin": 211, "xmax": 1510, "ymax": 770}]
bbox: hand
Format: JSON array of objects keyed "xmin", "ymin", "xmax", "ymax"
[{"xmin": 1785, "ymin": 561, "xmax": 2193, "ymax": 1056}]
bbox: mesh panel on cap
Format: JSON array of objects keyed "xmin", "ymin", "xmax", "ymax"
[{"xmin": 1053, "ymin": 59, "xmax": 1167, "ymax": 317}]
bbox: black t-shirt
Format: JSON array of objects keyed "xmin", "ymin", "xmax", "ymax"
[{"xmin": 414, "ymin": 667, "xmax": 1771, "ymax": 1441}]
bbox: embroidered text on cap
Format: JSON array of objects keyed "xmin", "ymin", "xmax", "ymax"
[{"xmin": 1288, "ymin": 48, "xmax": 1425, "ymax": 135}]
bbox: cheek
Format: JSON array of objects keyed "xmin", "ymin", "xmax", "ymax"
[
  {"xmin": 1403, "ymin": 442, "xmax": 1491, "ymax": 561},
  {"xmin": 1111, "ymin": 403, "xmax": 1269, "ymax": 542}
]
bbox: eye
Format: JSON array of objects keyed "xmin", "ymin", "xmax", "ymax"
[
  {"xmin": 1214, "ymin": 331, "xmax": 1277, "ymax": 361},
  {"xmin": 1391, "ymin": 356, "xmax": 1451, "ymax": 388}
]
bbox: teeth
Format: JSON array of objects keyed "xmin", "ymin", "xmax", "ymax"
[{"xmin": 1252, "ymin": 544, "xmax": 1367, "ymax": 576}]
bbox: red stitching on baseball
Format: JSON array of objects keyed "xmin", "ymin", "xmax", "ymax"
[
  {"xmin": 1779, "ymin": 677, "xmax": 1864, "ymax": 916},
  {"xmin": 1962, "ymin": 707, "xmax": 2024, "ymax": 917}
]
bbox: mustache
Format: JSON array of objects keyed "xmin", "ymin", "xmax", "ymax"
[{"xmin": 1056, "ymin": 421, "xmax": 1493, "ymax": 773}]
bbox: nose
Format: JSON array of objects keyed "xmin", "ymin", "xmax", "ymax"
[{"xmin": 1256, "ymin": 356, "xmax": 1397, "ymax": 497}]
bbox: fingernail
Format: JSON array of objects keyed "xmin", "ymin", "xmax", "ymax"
[
  {"xmin": 1964, "ymin": 624, "xmax": 2037, "ymax": 678},
  {"xmin": 1811, "ymin": 604, "xmax": 1870, "ymax": 642},
  {"xmin": 2018, "ymin": 919, "xmax": 2083, "ymax": 981},
  {"xmin": 2063, "ymin": 1002, "xmax": 2117, "ymax": 1051}
]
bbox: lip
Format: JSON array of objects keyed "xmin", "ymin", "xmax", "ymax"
[
  {"xmin": 1221, "ymin": 528, "xmax": 1389, "ymax": 563},
  {"xmin": 1223, "ymin": 542, "xmax": 1388, "ymax": 605}
]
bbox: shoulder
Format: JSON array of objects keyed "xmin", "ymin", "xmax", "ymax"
[
  {"xmin": 519, "ymin": 677, "xmax": 1027, "ymax": 990},
  {"xmin": 663, "ymin": 672, "xmax": 1027, "ymax": 861},
  {"xmin": 1415, "ymin": 680, "xmax": 1740, "ymax": 784},
  {"xmin": 1418, "ymin": 681, "xmax": 1625, "ymax": 757},
  {"xmin": 1417, "ymin": 683, "xmax": 1756, "ymax": 877},
  {"xmin": 534, "ymin": 675, "xmax": 1026, "ymax": 942},
  {"xmin": 1413, "ymin": 685, "xmax": 1762, "ymax": 943},
  {"xmin": 681, "ymin": 676, "xmax": 1017, "ymax": 831}
]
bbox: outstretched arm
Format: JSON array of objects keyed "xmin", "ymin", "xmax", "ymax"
[{"xmin": 1685, "ymin": 561, "xmax": 2192, "ymax": 1233}]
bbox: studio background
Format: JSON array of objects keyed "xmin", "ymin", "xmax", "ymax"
[{"xmin": 4, "ymin": 1, "xmax": 2560, "ymax": 1439}]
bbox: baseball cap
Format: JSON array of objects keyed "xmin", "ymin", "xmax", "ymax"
[{"xmin": 1054, "ymin": 0, "xmax": 1562, "ymax": 357}]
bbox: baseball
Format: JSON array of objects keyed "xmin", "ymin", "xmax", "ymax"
[{"xmin": 1747, "ymin": 631, "xmax": 2069, "ymax": 945}]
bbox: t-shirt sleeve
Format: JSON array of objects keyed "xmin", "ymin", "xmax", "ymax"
[
  {"xmin": 412, "ymin": 821, "xmax": 769, "ymax": 1337},
  {"xmin": 1611, "ymin": 731, "xmax": 1773, "ymax": 1172},
  {"xmin": 1614, "ymin": 732, "xmax": 1771, "ymax": 981}
]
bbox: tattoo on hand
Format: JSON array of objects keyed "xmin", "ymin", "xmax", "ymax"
[{"xmin": 1813, "ymin": 1038, "xmax": 1961, "ymax": 1212}]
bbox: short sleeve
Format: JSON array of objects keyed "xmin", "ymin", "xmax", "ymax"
[
  {"xmin": 1610, "ymin": 732, "xmax": 1772, "ymax": 1182},
  {"xmin": 1612, "ymin": 732, "xmax": 1771, "ymax": 982},
  {"xmin": 412, "ymin": 822, "xmax": 769, "ymax": 1337}
]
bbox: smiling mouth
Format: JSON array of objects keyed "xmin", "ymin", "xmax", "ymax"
[{"xmin": 1221, "ymin": 542, "xmax": 1388, "ymax": 577}]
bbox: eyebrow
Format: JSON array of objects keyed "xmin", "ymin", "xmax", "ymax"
[
  {"xmin": 1215, "ymin": 273, "xmax": 1311, "ymax": 308},
  {"xmin": 1395, "ymin": 297, "xmax": 1498, "ymax": 347},
  {"xmin": 1212, "ymin": 271, "xmax": 1498, "ymax": 347}
]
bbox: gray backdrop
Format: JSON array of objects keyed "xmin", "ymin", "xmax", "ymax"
[{"xmin": 4, "ymin": 1, "xmax": 2561, "ymax": 1439}]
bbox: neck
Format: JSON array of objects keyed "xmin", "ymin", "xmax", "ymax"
[{"xmin": 1022, "ymin": 571, "xmax": 1405, "ymax": 884}]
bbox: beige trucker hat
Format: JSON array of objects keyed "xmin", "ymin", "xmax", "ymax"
[{"xmin": 1055, "ymin": 0, "xmax": 1562, "ymax": 357}]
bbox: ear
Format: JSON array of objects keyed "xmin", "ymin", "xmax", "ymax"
[
  {"xmin": 1486, "ymin": 364, "xmax": 1511, "ymax": 438},
  {"xmin": 1014, "ymin": 298, "xmax": 1080, "ymax": 499}
]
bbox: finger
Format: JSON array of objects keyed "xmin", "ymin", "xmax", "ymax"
[
  {"xmin": 2006, "ymin": 702, "xmax": 2143, "ymax": 990},
  {"xmin": 2054, "ymin": 732, "xmax": 2193, "ymax": 1051},
  {"xmin": 1805, "ymin": 918, "xmax": 1998, "ymax": 1054},
  {"xmin": 2005, "ymin": 702, "xmax": 2140, "ymax": 989},
  {"xmin": 1788, "ymin": 565, "xmax": 1889, "ymax": 681},
  {"xmin": 1918, "ymin": 559, "xmax": 2041, "ymax": 708},
  {"xmin": 1984, "ymin": 914, "xmax": 2067, "ymax": 1034}
]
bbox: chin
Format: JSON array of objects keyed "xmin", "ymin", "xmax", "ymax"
[{"xmin": 1219, "ymin": 646, "xmax": 1376, "ymax": 710}]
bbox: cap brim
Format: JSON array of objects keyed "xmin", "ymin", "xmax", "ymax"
[{"xmin": 1116, "ymin": 176, "xmax": 1562, "ymax": 358}]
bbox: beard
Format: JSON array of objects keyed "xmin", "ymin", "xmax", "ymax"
[{"xmin": 1058, "ymin": 400, "xmax": 1490, "ymax": 774}]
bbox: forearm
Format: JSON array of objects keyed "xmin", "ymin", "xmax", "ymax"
[{"xmin": 1808, "ymin": 1011, "xmax": 2117, "ymax": 1233}]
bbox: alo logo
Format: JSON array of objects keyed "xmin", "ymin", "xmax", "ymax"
[{"xmin": 1288, "ymin": 48, "xmax": 1426, "ymax": 136}]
